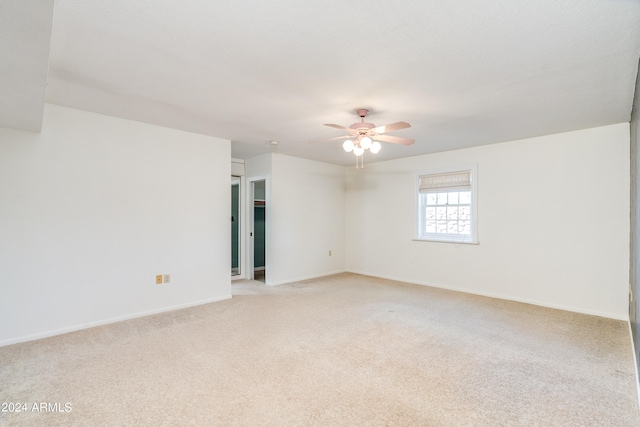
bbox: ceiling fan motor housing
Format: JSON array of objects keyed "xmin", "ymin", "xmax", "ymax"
[
  {"xmin": 350, "ymin": 122, "xmax": 375, "ymax": 132},
  {"xmin": 351, "ymin": 109, "xmax": 375, "ymax": 135}
]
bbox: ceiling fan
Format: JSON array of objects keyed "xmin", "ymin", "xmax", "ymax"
[{"xmin": 312, "ymin": 109, "xmax": 414, "ymax": 168}]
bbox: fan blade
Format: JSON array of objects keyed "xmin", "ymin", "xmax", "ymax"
[
  {"xmin": 375, "ymin": 134, "xmax": 415, "ymax": 146},
  {"xmin": 324, "ymin": 123, "xmax": 353, "ymax": 132},
  {"xmin": 309, "ymin": 134, "xmax": 352, "ymax": 143},
  {"xmin": 372, "ymin": 121, "xmax": 411, "ymax": 134}
]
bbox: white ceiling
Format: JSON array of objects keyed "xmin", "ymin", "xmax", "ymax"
[{"xmin": 3, "ymin": 0, "xmax": 640, "ymax": 166}]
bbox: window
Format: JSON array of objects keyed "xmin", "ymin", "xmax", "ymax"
[{"xmin": 415, "ymin": 165, "xmax": 478, "ymax": 244}]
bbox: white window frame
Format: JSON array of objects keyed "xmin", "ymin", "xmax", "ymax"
[{"xmin": 414, "ymin": 164, "xmax": 478, "ymax": 244}]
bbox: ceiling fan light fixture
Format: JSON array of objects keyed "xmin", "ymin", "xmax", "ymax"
[
  {"xmin": 370, "ymin": 141, "xmax": 381, "ymax": 154},
  {"xmin": 353, "ymin": 146, "xmax": 364, "ymax": 156},
  {"xmin": 343, "ymin": 139, "xmax": 354, "ymax": 152},
  {"xmin": 360, "ymin": 136, "xmax": 372, "ymax": 149}
]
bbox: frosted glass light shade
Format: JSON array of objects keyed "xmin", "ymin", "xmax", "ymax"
[
  {"xmin": 353, "ymin": 146, "xmax": 364, "ymax": 156},
  {"xmin": 360, "ymin": 136, "xmax": 372, "ymax": 149},
  {"xmin": 370, "ymin": 141, "xmax": 381, "ymax": 153},
  {"xmin": 343, "ymin": 139, "xmax": 354, "ymax": 152}
]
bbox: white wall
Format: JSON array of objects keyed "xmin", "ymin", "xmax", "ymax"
[
  {"xmin": 270, "ymin": 154, "xmax": 346, "ymax": 284},
  {"xmin": 245, "ymin": 153, "xmax": 273, "ymax": 179},
  {"xmin": 0, "ymin": 104, "xmax": 232, "ymax": 345},
  {"xmin": 245, "ymin": 153, "xmax": 346, "ymax": 285},
  {"xmin": 630, "ymin": 57, "xmax": 640, "ymax": 378},
  {"xmin": 346, "ymin": 124, "xmax": 630, "ymax": 319}
]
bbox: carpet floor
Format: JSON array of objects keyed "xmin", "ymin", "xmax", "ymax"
[{"xmin": 1, "ymin": 273, "xmax": 638, "ymax": 426}]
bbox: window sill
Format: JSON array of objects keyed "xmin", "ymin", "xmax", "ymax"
[{"xmin": 412, "ymin": 237, "xmax": 479, "ymax": 245}]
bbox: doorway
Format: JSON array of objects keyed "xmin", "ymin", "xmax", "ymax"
[
  {"xmin": 252, "ymin": 180, "xmax": 266, "ymax": 282},
  {"xmin": 231, "ymin": 176, "xmax": 241, "ymax": 276}
]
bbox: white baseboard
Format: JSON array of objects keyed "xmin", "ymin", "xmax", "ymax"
[
  {"xmin": 0, "ymin": 295, "xmax": 232, "ymax": 348},
  {"xmin": 346, "ymin": 269, "xmax": 628, "ymax": 321},
  {"xmin": 266, "ymin": 270, "xmax": 347, "ymax": 287}
]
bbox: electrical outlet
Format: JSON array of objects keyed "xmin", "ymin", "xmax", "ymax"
[
  {"xmin": 156, "ymin": 275, "xmax": 163, "ymax": 285},
  {"xmin": 329, "ymin": 250, "xmax": 332, "ymax": 256},
  {"xmin": 164, "ymin": 274, "xmax": 170, "ymax": 284}
]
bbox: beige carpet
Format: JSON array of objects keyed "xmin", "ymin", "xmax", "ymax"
[{"xmin": 1, "ymin": 273, "xmax": 638, "ymax": 426}]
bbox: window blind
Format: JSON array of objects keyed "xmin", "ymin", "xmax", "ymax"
[{"xmin": 419, "ymin": 170, "xmax": 471, "ymax": 193}]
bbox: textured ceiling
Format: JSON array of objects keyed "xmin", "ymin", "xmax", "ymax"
[{"xmin": 4, "ymin": 0, "xmax": 640, "ymax": 165}]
